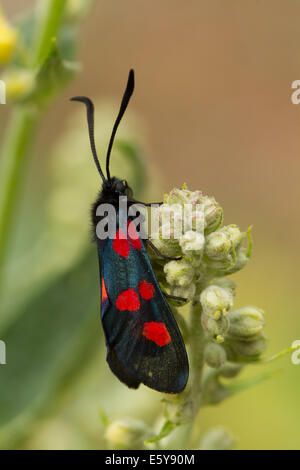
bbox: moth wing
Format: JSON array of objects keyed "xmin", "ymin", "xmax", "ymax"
[{"xmin": 98, "ymin": 225, "xmax": 189, "ymax": 393}]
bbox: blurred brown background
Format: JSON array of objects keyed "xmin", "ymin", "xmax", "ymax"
[
  {"xmin": 1, "ymin": 0, "xmax": 300, "ymax": 450},
  {"xmin": 4, "ymin": 0, "xmax": 300, "ymax": 242}
]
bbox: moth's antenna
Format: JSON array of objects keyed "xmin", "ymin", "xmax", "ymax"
[
  {"xmin": 70, "ymin": 96, "xmax": 106, "ymax": 182},
  {"xmin": 106, "ymin": 69, "xmax": 135, "ymax": 181}
]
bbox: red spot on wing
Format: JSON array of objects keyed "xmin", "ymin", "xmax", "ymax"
[
  {"xmin": 116, "ymin": 289, "xmax": 140, "ymax": 311},
  {"xmin": 127, "ymin": 221, "xmax": 142, "ymax": 250},
  {"xmin": 139, "ymin": 280, "xmax": 155, "ymax": 300},
  {"xmin": 142, "ymin": 322, "xmax": 171, "ymax": 347},
  {"xmin": 113, "ymin": 229, "xmax": 130, "ymax": 258},
  {"xmin": 101, "ymin": 277, "xmax": 108, "ymax": 302}
]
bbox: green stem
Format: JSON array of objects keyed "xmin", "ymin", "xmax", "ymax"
[
  {"xmin": 234, "ymin": 343, "xmax": 300, "ymax": 365},
  {"xmin": 32, "ymin": 0, "xmax": 66, "ymax": 66},
  {"xmin": 189, "ymin": 301, "xmax": 205, "ymax": 404},
  {"xmin": 0, "ymin": 0, "xmax": 67, "ymax": 288},
  {"xmin": 183, "ymin": 301, "xmax": 205, "ymax": 448},
  {"xmin": 0, "ymin": 108, "xmax": 38, "ymax": 281}
]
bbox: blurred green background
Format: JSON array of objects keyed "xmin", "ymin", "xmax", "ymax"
[{"xmin": 0, "ymin": 0, "xmax": 300, "ymax": 450}]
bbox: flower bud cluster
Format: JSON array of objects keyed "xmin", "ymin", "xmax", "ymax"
[
  {"xmin": 150, "ymin": 185, "xmax": 267, "ymax": 369},
  {"xmin": 150, "ymin": 185, "xmax": 251, "ymax": 300},
  {"xmin": 202, "ymin": 303, "xmax": 267, "ymax": 368}
]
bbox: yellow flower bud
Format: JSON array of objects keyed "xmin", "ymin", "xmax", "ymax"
[
  {"xmin": 0, "ymin": 11, "xmax": 18, "ymax": 64},
  {"xmin": 2, "ymin": 69, "xmax": 35, "ymax": 101},
  {"xmin": 105, "ymin": 419, "xmax": 148, "ymax": 449}
]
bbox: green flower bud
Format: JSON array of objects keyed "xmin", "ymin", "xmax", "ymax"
[
  {"xmin": 159, "ymin": 204, "xmax": 184, "ymax": 240},
  {"xmin": 222, "ymin": 227, "xmax": 252, "ymax": 274},
  {"xmin": 200, "ymin": 285, "xmax": 234, "ymax": 320},
  {"xmin": 201, "ymin": 313, "xmax": 230, "ymax": 339},
  {"xmin": 201, "ymin": 371, "xmax": 229, "ymax": 405},
  {"xmin": 150, "ymin": 234, "xmax": 181, "ymax": 259},
  {"xmin": 205, "ymin": 231, "xmax": 232, "ymax": 261},
  {"xmin": 199, "ymin": 427, "xmax": 235, "ymax": 450},
  {"xmin": 213, "ymin": 277, "xmax": 236, "ymax": 294},
  {"xmin": 147, "ymin": 257, "xmax": 167, "ymax": 287},
  {"xmin": 230, "ymin": 334, "xmax": 268, "ymax": 358},
  {"xmin": 171, "ymin": 283, "xmax": 196, "ymax": 301},
  {"xmin": 164, "ymin": 259, "xmax": 194, "ymax": 287},
  {"xmin": 228, "ymin": 306, "xmax": 265, "ymax": 341},
  {"xmin": 219, "ymin": 362, "xmax": 243, "ymax": 378},
  {"xmin": 223, "ymin": 247, "xmax": 249, "ymax": 274},
  {"xmin": 222, "ymin": 343, "xmax": 238, "ymax": 362},
  {"xmin": 221, "ymin": 224, "xmax": 244, "ymax": 249},
  {"xmin": 164, "ymin": 186, "xmax": 201, "ymax": 205},
  {"xmin": 159, "ymin": 202, "xmax": 182, "ymax": 221},
  {"xmin": 179, "ymin": 230, "xmax": 205, "ymax": 255},
  {"xmin": 191, "ymin": 209, "xmax": 205, "ymax": 233},
  {"xmin": 204, "ymin": 342, "xmax": 227, "ymax": 369},
  {"xmin": 188, "ymin": 190, "xmax": 203, "ymax": 205},
  {"xmin": 202, "ymin": 196, "xmax": 223, "ymax": 235},
  {"xmin": 105, "ymin": 418, "xmax": 148, "ymax": 449}
]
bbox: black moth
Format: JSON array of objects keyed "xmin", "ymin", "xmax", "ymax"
[{"xmin": 71, "ymin": 70, "xmax": 189, "ymax": 393}]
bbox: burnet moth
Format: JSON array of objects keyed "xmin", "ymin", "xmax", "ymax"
[{"xmin": 71, "ymin": 70, "xmax": 189, "ymax": 393}]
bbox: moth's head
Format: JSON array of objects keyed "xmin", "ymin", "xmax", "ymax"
[{"xmin": 103, "ymin": 177, "xmax": 133, "ymax": 198}]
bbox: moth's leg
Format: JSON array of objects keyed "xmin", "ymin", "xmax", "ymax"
[
  {"xmin": 128, "ymin": 198, "xmax": 163, "ymax": 207},
  {"xmin": 163, "ymin": 292, "xmax": 188, "ymax": 303},
  {"xmin": 147, "ymin": 239, "xmax": 182, "ymax": 261}
]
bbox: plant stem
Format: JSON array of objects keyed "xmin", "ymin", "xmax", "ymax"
[
  {"xmin": 32, "ymin": 0, "xmax": 66, "ymax": 66},
  {"xmin": 0, "ymin": 0, "xmax": 67, "ymax": 288},
  {"xmin": 0, "ymin": 108, "xmax": 38, "ymax": 283},
  {"xmin": 189, "ymin": 301, "xmax": 205, "ymax": 405},
  {"xmin": 184, "ymin": 301, "xmax": 205, "ymax": 448}
]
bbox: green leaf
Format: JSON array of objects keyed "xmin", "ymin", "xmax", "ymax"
[
  {"xmin": 26, "ymin": 42, "xmax": 78, "ymax": 107},
  {"xmin": 246, "ymin": 225, "xmax": 253, "ymax": 258},
  {"xmin": 98, "ymin": 408, "xmax": 110, "ymax": 427},
  {"xmin": 224, "ymin": 369, "xmax": 280, "ymax": 397},
  {"xmin": 145, "ymin": 420, "xmax": 178, "ymax": 444},
  {"xmin": 115, "ymin": 140, "xmax": 147, "ymax": 196},
  {"xmin": 10, "ymin": 10, "xmax": 37, "ymax": 68},
  {"xmin": 0, "ymin": 249, "xmax": 99, "ymax": 447}
]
